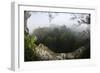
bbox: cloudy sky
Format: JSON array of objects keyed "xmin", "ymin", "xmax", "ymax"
[{"xmin": 27, "ymin": 11, "xmax": 90, "ymax": 34}]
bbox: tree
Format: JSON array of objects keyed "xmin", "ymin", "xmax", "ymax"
[
  {"xmin": 24, "ymin": 11, "xmax": 31, "ymax": 34},
  {"xmin": 48, "ymin": 12, "xmax": 58, "ymax": 24},
  {"xmin": 24, "ymin": 11, "xmax": 38, "ymax": 61},
  {"xmin": 70, "ymin": 14, "xmax": 91, "ymax": 25}
]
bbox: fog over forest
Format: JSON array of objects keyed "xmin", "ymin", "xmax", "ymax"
[
  {"xmin": 24, "ymin": 11, "xmax": 90, "ymax": 61},
  {"xmin": 27, "ymin": 12, "xmax": 90, "ymax": 34}
]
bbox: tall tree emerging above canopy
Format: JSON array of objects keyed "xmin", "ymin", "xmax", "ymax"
[
  {"xmin": 70, "ymin": 14, "xmax": 90, "ymax": 25},
  {"xmin": 48, "ymin": 12, "xmax": 58, "ymax": 24}
]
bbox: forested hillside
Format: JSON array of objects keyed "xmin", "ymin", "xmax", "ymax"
[{"xmin": 24, "ymin": 11, "xmax": 90, "ymax": 61}]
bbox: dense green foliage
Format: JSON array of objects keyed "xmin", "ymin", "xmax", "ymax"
[{"xmin": 24, "ymin": 32, "xmax": 37, "ymax": 61}]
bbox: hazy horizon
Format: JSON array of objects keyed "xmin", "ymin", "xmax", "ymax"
[{"xmin": 27, "ymin": 11, "xmax": 90, "ymax": 34}]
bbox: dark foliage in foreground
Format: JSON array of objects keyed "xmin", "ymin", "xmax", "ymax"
[{"xmin": 24, "ymin": 32, "xmax": 38, "ymax": 61}]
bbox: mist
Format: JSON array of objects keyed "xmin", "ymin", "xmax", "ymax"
[
  {"xmin": 27, "ymin": 12, "xmax": 90, "ymax": 34},
  {"xmin": 24, "ymin": 11, "xmax": 90, "ymax": 61}
]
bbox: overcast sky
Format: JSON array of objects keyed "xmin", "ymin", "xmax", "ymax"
[{"xmin": 27, "ymin": 12, "xmax": 90, "ymax": 34}]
